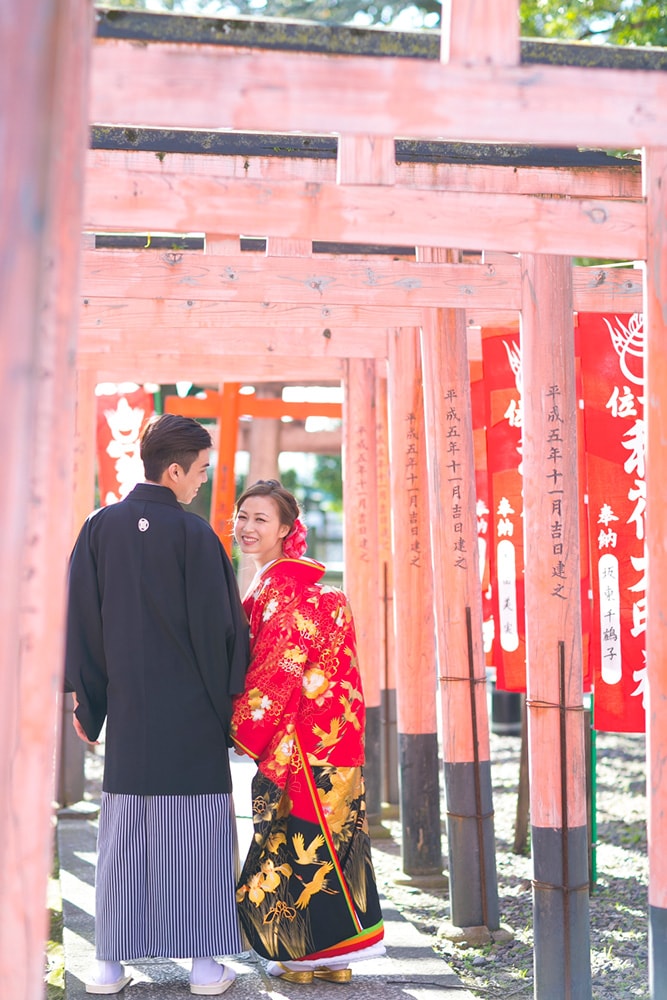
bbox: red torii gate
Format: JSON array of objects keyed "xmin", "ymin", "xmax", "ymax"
[
  {"xmin": 163, "ymin": 388, "xmax": 342, "ymax": 549},
  {"xmin": 2, "ymin": 4, "xmax": 667, "ymax": 999}
]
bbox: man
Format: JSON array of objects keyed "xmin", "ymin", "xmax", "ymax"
[{"xmin": 65, "ymin": 413, "xmax": 249, "ymax": 996}]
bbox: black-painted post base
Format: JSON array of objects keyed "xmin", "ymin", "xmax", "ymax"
[
  {"xmin": 381, "ymin": 688, "xmax": 399, "ymax": 805},
  {"xmin": 364, "ymin": 705, "xmax": 382, "ymax": 826},
  {"xmin": 444, "ymin": 761, "xmax": 500, "ymax": 930},
  {"xmin": 398, "ymin": 732, "xmax": 442, "ymax": 875},
  {"xmin": 650, "ymin": 905, "xmax": 667, "ymax": 998},
  {"xmin": 532, "ymin": 825, "xmax": 592, "ymax": 999}
]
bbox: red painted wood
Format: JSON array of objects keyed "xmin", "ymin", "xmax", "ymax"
[
  {"xmin": 521, "ymin": 255, "xmax": 586, "ymax": 830},
  {"xmin": 80, "ymin": 248, "xmax": 643, "ymax": 314},
  {"xmin": 386, "ymin": 328, "xmax": 437, "ymax": 735},
  {"xmin": 165, "ymin": 393, "xmax": 341, "ymax": 421},
  {"xmin": 420, "ymin": 305, "xmax": 491, "ymax": 763},
  {"xmin": 337, "ymin": 135, "xmax": 396, "ymax": 186},
  {"xmin": 0, "ymin": 2, "xmax": 93, "ymax": 996},
  {"xmin": 72, "ymin": 370, "xmax": 98, "ymax": 542},
  {"xmin": 78, "ymin": 319, "xmax": 388, "ymax": 358},
  {"xmin": 375, "ymin": 367, "xmax": 395, "ymax": 686},
  {"xmin": 343, "ymin": 359, "xmax": 380, "ymax": 711},
  {"xmin": 442, "ymin": 0, "xmax": 520, "ymax": 66},
  {"xmin": 211, "ymin": 383, "xmax": 241, "ymax": 552},
  {"xmin": 80, "ymin": 296, "xmax": 417, "ymax": 329},
  {"xmin": 644, "ymin": 148, "xmax": 667, "ymax": 909},
  {"xmin": 81, "ymin": 248, "xmax": 524, "ymax": 310},
  {"xmin": 89, "ymin": 38, "xmax": 667, "ymax": 148},
  {"xmin": 85, "ymin": 145, "xmax": 642, "ymax": 198},
  {"xmin": 375, "ymin": 366, "xmax": 398, "ymax": 802},
  {"xmin": 83, "ymin": 161, "xmax": 646, "ymax": 259},
  {"xmin": 76, "ymin": 352, "xmax": 347, "ymax": 384}
]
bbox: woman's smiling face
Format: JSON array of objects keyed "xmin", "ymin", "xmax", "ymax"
[{"xmin": 234, "ymin": 495, "xmax": 290, "ymax": 566}]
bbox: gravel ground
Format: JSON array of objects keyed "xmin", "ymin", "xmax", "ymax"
[
  {"xmin": 370, "ymin": 729, "xmax": 649, "ymax": 999},
  {"xmin": 81, "ymin": 727, "xmax": 648, "ymax": 998}
]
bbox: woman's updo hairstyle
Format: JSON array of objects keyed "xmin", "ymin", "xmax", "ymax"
[{"xmin": 234, "ymin": 479, "xmax": 308, "ymax": 558}]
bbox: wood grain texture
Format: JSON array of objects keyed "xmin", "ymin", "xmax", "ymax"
[
  {"xmin": 83, "ymin": 158, "xmax": 646, "ymax": 258},
  {"xmin": 521, "ymin": 254, "xmax": 587, "ymax": 830},
  {"xmin": 89, "ymin": 38, "xmax": 667, "ymax": 148},
  {"xmin": 0, "ymin": 2, "xmax": 93, "ymax": 996},
  {"xmin": 386, "ymin": 328, "xmax": 437, "ymax": 735},
  {"xmin": 343, "ymin": 359, "xmax": 381, "ymax": 708},
  {"xmin": 80, "ymin": 248, "xmax": 644, "ymax": 313},
  {"xmin": 644, "ymin": 147, "xmax": 667, "ymax": 911}
]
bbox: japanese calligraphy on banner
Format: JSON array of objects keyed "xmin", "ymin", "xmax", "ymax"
[
  {"xmin": 96, "ymin": 386, "xmax": 155, "ymax": 506},
  {"xmin": 578, "ymin": 312, "xmax": 646, "ymax": 733},
  {"xmin": 481, "ymin": 328, "xmax": 526, "ymax": 691}
]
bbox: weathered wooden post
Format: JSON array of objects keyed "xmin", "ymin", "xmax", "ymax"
[
  {"xmin": 386, "ymin": 327, "xmax": 442, "ymax": 876},
  {"xmin": 343, "ymin": 358, "xmax": 382, "ymax": 827},
  {"xmin": 644, "ymin": 146, "xmax": 667, "ymax": 1000},
  {"xmin": 376, "ymin": 367, "xmax": 399, "ymax": 806},
  {"xmin": 59, "ymin": 365, "xmax": 99, "ymax": 807},
  {"xmin": 420, "ymin": 299, "xmax": 500, "ymax": 930},
  {"xmin": 0, "ymin": 1, "xmax": 92, "ymax": 996},
  {"xmin": 521, "ymin": 254, "xmax": 591, "ymax": 999}
]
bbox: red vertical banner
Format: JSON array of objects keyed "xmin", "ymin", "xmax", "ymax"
[
  {"xmin": 578, "ymin": 312, "xmax": 646, "ymax": 733},
  {"xmin": 96, "ymin": 386, "xmax": 155, "ymax": 506},
  {"xmin": 470, "ymin": 359, "xmax": 494, "ymax": 661},
  {"xmin": 482, "ymin": 327, "xmax": 526, "ymax": 691}
]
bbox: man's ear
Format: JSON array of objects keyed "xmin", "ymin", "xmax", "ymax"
[{"xmin": 159, "ymin": 463, "xmax": 181, "ymax": 486}]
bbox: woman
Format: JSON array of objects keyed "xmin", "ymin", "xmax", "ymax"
[{"xmin": 230, "ymin": 479, "xmax": 384, "ymax": 984}]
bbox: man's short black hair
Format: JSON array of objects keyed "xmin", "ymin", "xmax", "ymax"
[{"xmin": 140, "ymin": 414, "xmax": 212, "ymax": 482}]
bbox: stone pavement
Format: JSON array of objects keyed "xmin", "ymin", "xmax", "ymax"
[{"xmin": 57, "ymin": 752, "xmax": 475, "ymax": 1000}]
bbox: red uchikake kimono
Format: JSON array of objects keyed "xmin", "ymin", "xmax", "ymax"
[{"xmin": 231, "ymin": 557, "xmax": 384, "ymax": 964}]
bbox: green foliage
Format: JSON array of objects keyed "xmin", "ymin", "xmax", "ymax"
[
  {"xmin": 312, "ymin": 455, "xmax": 343, "ymax": 509},
  {"xmin": 279, "ymin": 467, "xmax": 300, "ymax": 495},
  {"xmin": 520, "ymin": 1, "xmax": 667, "ymax": 46}
]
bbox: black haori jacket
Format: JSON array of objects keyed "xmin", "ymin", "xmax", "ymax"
[{"xmin": 65, "ymin": 484, "xmax": 249, "ymax": 795}]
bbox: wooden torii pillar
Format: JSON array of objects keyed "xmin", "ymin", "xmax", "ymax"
[
  {"xmin": 375, "ymin": 367, "xmax": 399, "ymax": 806},
  {"xmin": 387, "ymin": 327, "xmax": 442, "ymax": 877},
  {"xmin": 521, "ymin": 254, "xmax": 591, "ymax": 998},
  {"xmin": 420, "ymin": 297, "xmax": 500, "ymax": 930},
  {"xmin": 337, "ymin": 137, "xmax": 391, "ymax": 829},
  {"xmin": 0, "ymin": 2, "xmax": 92, "ymax": 998},
  {"xmin": 343, "ymin": 358, "xmax": 382, "ymax": 826},
  {"xmin": 644, "ymin": 146, "xmax": 667, "ymax": 999}
]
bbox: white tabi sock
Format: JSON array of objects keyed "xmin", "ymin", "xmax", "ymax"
[
  {"xmin": 190, "ymin": 957, "xmax": 224, "ymax": 986},
  {"xmin": 92, "ymin": 960, "xmax": 124, "ymax": 985}
]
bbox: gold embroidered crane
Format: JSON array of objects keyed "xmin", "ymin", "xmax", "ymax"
[
  {"xmin": 292, "ymin": 832, "xmax": 326, "ymax": 865},
  {"xmin": 312, "ymin": 717, "xmax": 342, "ymax": 751},
  {"xmin": 340, "ymin": 695, "xmax": 362, "ymax": 731},
  {"xmin": 294, "ymin": 861, "xmax": 337, "ymax": 909}
]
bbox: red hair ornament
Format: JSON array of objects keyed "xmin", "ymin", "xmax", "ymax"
[{"xmin": 282, "ymin": 517, "xmax": 308, "ymax": 558}]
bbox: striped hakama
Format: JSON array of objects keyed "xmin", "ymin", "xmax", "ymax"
[{"xmin": 96, "ymin": 792, "xmax": 243, "ymax": 961}]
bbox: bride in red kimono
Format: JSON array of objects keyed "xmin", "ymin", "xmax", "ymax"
[{"xmin": 230, "ymin": 479, "xmax": 384, "ymax": 984}]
